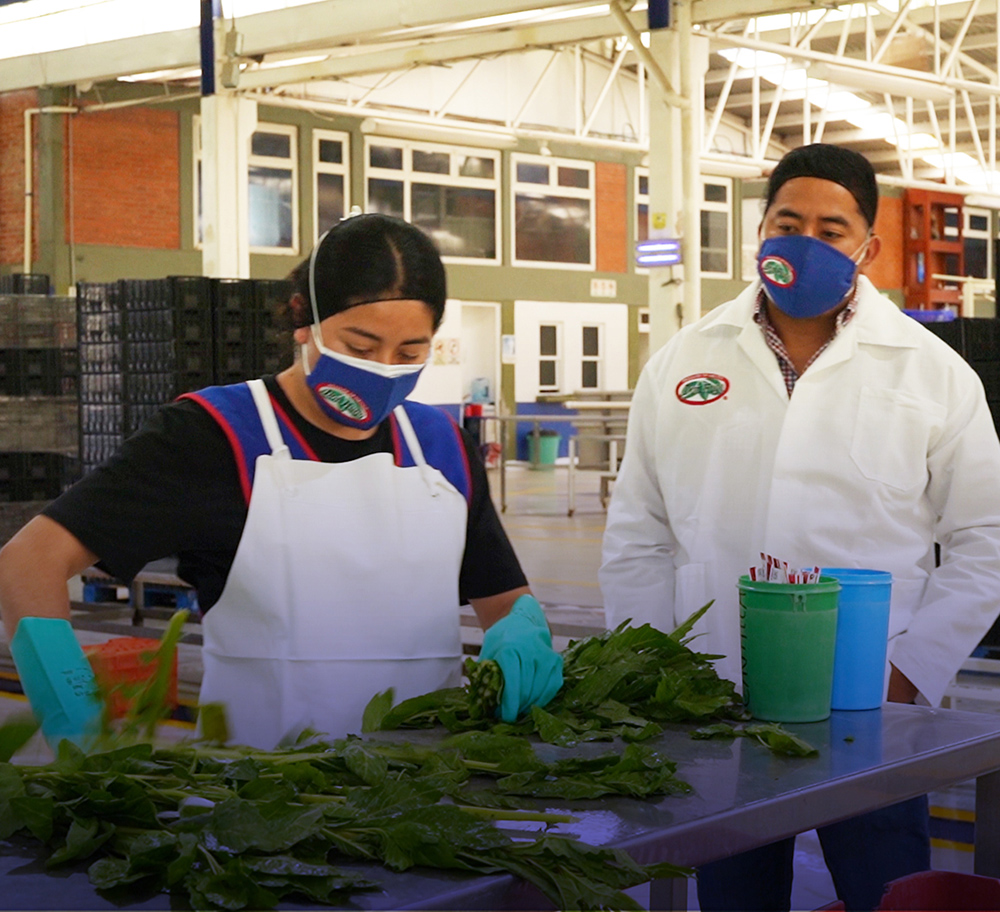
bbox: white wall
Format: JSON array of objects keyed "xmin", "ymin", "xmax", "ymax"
[
  {"xmin": 410, "ymin": 299, "xmax": 500, "ymax": 405},
  {"xmin": 513, "ymin": 300, "xmax": 629, "ymax": 402},
  {"xmin": 411, "ymin": 298, "xmax": 463, "ymax": 405}
]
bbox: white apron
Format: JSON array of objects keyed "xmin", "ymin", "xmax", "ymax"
[{"xmin": 199, "ymin": 379, "xmax": 467, "ymax": 749}]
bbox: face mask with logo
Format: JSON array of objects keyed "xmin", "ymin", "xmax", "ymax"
[
  {"xmin": 757, "ymin": 234, "xmax": 869, "ymax": 319},
  {"xmin": 302, "ymin": 228, "xmax": 427, "ymax": 430},
  {"xmin": 302, "ymin": 342, "xmax": 424, "ymax": 429}
]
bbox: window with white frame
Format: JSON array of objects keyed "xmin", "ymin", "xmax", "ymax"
[
  {"xmin": 700, "ymin": 177, "xmax": 732, "ymax": 278},
  {"xmin": 193, "ymin": 118, "xmax": 299, "ymax": 253},
  {"xmin": 314, "ymin": 129, "xmax": 350, "ymax": 240},
  {"xmin": 539, "ymin": 323, "xmax": 561, "ymax": 392},
  {"xmin": 635, "ymin": 170, "xmax": 734, "ymax": 277},
  {"xmin": 581, "ymin": 325, "xmax": 602, "ymax": 389},
  {"xmin": 364, "ymin": 139, "xmax": 500, "ymax": 261},
  {"xmin": 636, "ymin": 170, "xmax": 649, "ymax": 243},
  {"xmin": 249, "ymin": 124, "xmax": 298, "ymax": 253},
  {"xmin": 512, "ymin": 154, "xmax": 595, "ymax": 268}
]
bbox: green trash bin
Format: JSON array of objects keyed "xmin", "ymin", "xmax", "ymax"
[{"xmin": 528, "ymin": 428, "xmax": 560, "ymax": 470}]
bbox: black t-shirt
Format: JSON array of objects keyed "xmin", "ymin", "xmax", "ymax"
[{"xmin": 46, "ymin": 376, "xmax": 526, "ymax": 610}]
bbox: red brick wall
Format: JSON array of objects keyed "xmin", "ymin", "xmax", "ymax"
[
  {"xmin": 0, "ymin": 90, "xmax": 40, "ymax": 267},
  {"xmin": 66, "ymin": 106, "xmax": 181, "ymax": 248},
  {"xmin": 867, "ymin": 195, "xmax": 904, "ymax": 293},
  {"xmin": 595, "ymin": 160, "xmax": 627, "ymax": 273}
]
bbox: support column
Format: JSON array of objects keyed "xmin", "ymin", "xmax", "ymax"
[
  {"xmin": 647, "ymin": 27, "xmax": 684, "ymax": 354},
  {"xmin": 36, "ymin": 88, "xmax": 70, "ymax": 294},
  {"xmin": 200, "ymin": 94, "xmax": 257, "ymax": 278},
  {"xmin": 647, "ymin": 4, "xmax": 709, "ymax": 353}
]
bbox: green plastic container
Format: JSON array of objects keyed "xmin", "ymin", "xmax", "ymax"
[
  {"xmin": 527, "ymin": 428, "xmax": 560, "ymax": 470},
  {"xmin": 738, "ymin": 575, "xmax": 841, "ymax": 723}
]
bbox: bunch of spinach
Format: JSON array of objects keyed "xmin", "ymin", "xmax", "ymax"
[
  {"xmin": 366, "ymin": 603, "xmax": 747, "ymax": 746},
  {"xmin": 0, "ymin": 730, "xmax": 689, "ymax": 911}
]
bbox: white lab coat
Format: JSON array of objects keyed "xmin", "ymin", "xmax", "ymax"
[{"xmin": 600, "ymin": 277, "xmax": 1000, "ymax": 706}]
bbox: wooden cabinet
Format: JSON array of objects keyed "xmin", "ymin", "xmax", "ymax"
[{"xmin": 903, "ymin": 188, "xmax": 965, "ymax": 313}]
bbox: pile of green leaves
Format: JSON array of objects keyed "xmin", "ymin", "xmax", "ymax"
[
  {"xmin": 0, "ymin": 730, "xmax": 689, "ymax": 911},
  {"xmin": 366, "ymin": 603, "xmax": 747, "ymax": 746}
]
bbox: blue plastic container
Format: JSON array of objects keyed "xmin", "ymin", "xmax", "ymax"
[
  {"xmin": 821, "ymin": 568, "xmax": 893, "ymax": 710},
  {"xmin": 902, "ymin": 308, "xmax": 956, "ymax": 323}
]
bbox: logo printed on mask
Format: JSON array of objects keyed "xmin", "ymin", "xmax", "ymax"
[
  {"xmin": 676, "ymin": 373, "xmax": 730, "ymax": 405},
  {"xmin": 316, "ymin": 383, "xmax": 371, "ymax": 422},
  {"xmin": 759, "ymin": 255, "xmax": 795, "ymax": 287}
]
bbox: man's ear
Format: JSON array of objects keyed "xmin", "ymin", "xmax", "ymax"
[{"xmin": 859, "ymin": 234, "xmax": 882, "ymax": 274}]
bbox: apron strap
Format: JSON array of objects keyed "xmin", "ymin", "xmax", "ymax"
[
  {"xmin": 393, "ymin": 405, "xmax": 441, "ymax": 497},
  {"xmin": 247, "ymin": 379, "xmax": 292, "ymax": 459}
]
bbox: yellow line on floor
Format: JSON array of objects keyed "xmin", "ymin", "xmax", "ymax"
[
  {"xmin": 931, "ymin": 805, "xmax": 976, "ymax": 822},
  {"xmin": 930, "ymin": 838, "xmax": 973, "ymax": 852}
]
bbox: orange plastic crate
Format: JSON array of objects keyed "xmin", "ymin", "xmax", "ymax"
[{"xmin": 83, "ymin": 636, "xmax": 178, "ymax": 719}]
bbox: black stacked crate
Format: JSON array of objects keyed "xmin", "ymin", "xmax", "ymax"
[
  {"xmin": 0, "ymin": 292, "xmax": 80, "ymax": 506},
  {"xmin": 0, "ymin": 274, "xmax": 50, "ymax": 295},
  {"xmin": 78, "ymin": 278, "xmax": 217, "ymax": 475},
  {"xmin": 78, "ymin": 276, "xmax": 292, "ymax": 475},
  {"xmin": 213, "ymin": 279, "xmax": 258, "ymax": 387},
  {"xmin": 923, "ymin": 316, "xmax": 1000, "ymax": 439},
  {"xmin": 254, "ymin": 279, "xmax": 295, "ymax": 376},
  {"xmin": 922, "ymin": 315, "xmax": 1000, "ymax": 654}
]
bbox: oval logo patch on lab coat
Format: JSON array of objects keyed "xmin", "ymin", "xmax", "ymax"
[
  {"xmin": 676, "ymin": 373, "xmax": 730, "ymax": 405},
  {"xmin": 316, "ymin": 383, "xmax": 371, "ymax": 422},
  {"xmin": 759, "ymin": 255, "xmax": 795, "ymax": 287}
]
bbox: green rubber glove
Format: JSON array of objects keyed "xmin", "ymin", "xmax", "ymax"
[
  {"xmin": 479, "ymin": 595, "xmax": 563, "ymax": 723},
  {"xmin": 9, "ymin": 617, "xmax": 103, "ymax": 750}
]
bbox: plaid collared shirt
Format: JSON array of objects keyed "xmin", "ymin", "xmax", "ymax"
[{"xmin": 753, "ymin": 288, "xmax": 858, "ymax": 396}]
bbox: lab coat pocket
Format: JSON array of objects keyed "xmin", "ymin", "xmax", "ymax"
[{"xmin": 850, "ymin": 387, "xmax": 942, "ymax": 491}]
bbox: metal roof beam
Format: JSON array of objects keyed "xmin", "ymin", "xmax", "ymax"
[
  {"xmin": 237, "ymin": 6, "xmax": 646, "ymax": 90},
  {"xmin": 0, "ymin": 0, "xmax": 609, "ymax": 93},
  {"xmin": 691, "ymin": 0, "xmax": 824, "ymax": 25}
]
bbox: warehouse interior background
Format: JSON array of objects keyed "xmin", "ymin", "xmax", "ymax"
[{"xmin": 1, "ymin": 1, "xmax": 1000, "ymax": 905}]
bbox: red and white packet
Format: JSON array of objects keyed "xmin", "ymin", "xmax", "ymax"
[{"xmin": 749, "ymin": 552, "xmax": 821, "ymax": 584}]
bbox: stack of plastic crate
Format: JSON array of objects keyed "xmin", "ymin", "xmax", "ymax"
[
  {"xmin": 212, "ymin": 278, "xmax": 294, "ymax": 385},
  {"xmin": 78, "ymin": 278, "xmax": 216, "ymax": 476},
  {"xmin": 213, "ymin": 279, "xmax": 258, "ymax": 387},
  {"xmin": 254, "ymin": 278, "xmax": 295, "ymax": 376},
  {"xmin": 77, "ymin": 276, "xmax": 292, "ymax": 476},
  {"xmin": 0, "ymin": 274, "xmax": 50, "ymax": 295},
  {"xmin": 0, "ymin": 293, "xmax": 80, "ymax": 503},
  {"xmin": 78, "ymin": 281, "xmax": 127, "ymax": 477}
]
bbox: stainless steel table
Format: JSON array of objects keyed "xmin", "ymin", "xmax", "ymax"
[{"xmin": 4, "ymin": 703, "xmax": 1000, "ymax": 910}]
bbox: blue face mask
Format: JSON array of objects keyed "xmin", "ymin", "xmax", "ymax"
[
  {"xmin": 302, "ymin": 342, "xmax": 424, "ymax": 429},
  {"xmin": 757, "ymin": 234, "xmax": 868, "ymax": 319},
  {"xmin": 303, "ymin": 227, "xmax": 427, "ymax": 430}
]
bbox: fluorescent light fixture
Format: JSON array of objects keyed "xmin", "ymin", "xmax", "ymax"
[
  {"xmin": 718, "ymin": 48, "xmax": 788, "ymax": 70},
  {"xmin": 965, "ymin": 194, "xmax": 1000, "ymax": 209},
  {"xmin": 890, "ymin": 132, "xmax": 939, "ymax": 151},
  {"xmin": 636, "ymin": 239, "xmax": 682, "ymax": 267},
  {"xmin": 808, "ymin": 62, "xmax": 955, "ymax": 103},
  {"xmin": 359, "ymin": 117, "xmax": 517, "ymax": 150}
]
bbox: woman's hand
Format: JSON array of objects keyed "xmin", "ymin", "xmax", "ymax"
[{"xmin": 478, "ymin": 595, "xmax": 563, "ymax": 722}]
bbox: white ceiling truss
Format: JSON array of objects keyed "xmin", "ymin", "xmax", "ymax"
[{"xmin": 3, "ymin": 0, "xmax": 999, "ymax": 193}]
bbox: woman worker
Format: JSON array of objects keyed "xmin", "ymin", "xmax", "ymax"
[{"xmin": 0, "ymin": 213, "xmax": 562, "ymax": 750}]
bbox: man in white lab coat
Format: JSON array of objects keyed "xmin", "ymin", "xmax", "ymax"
[{"xmin": 600, "ymin": 144, "xmax": 1000, "ymax": 910}]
